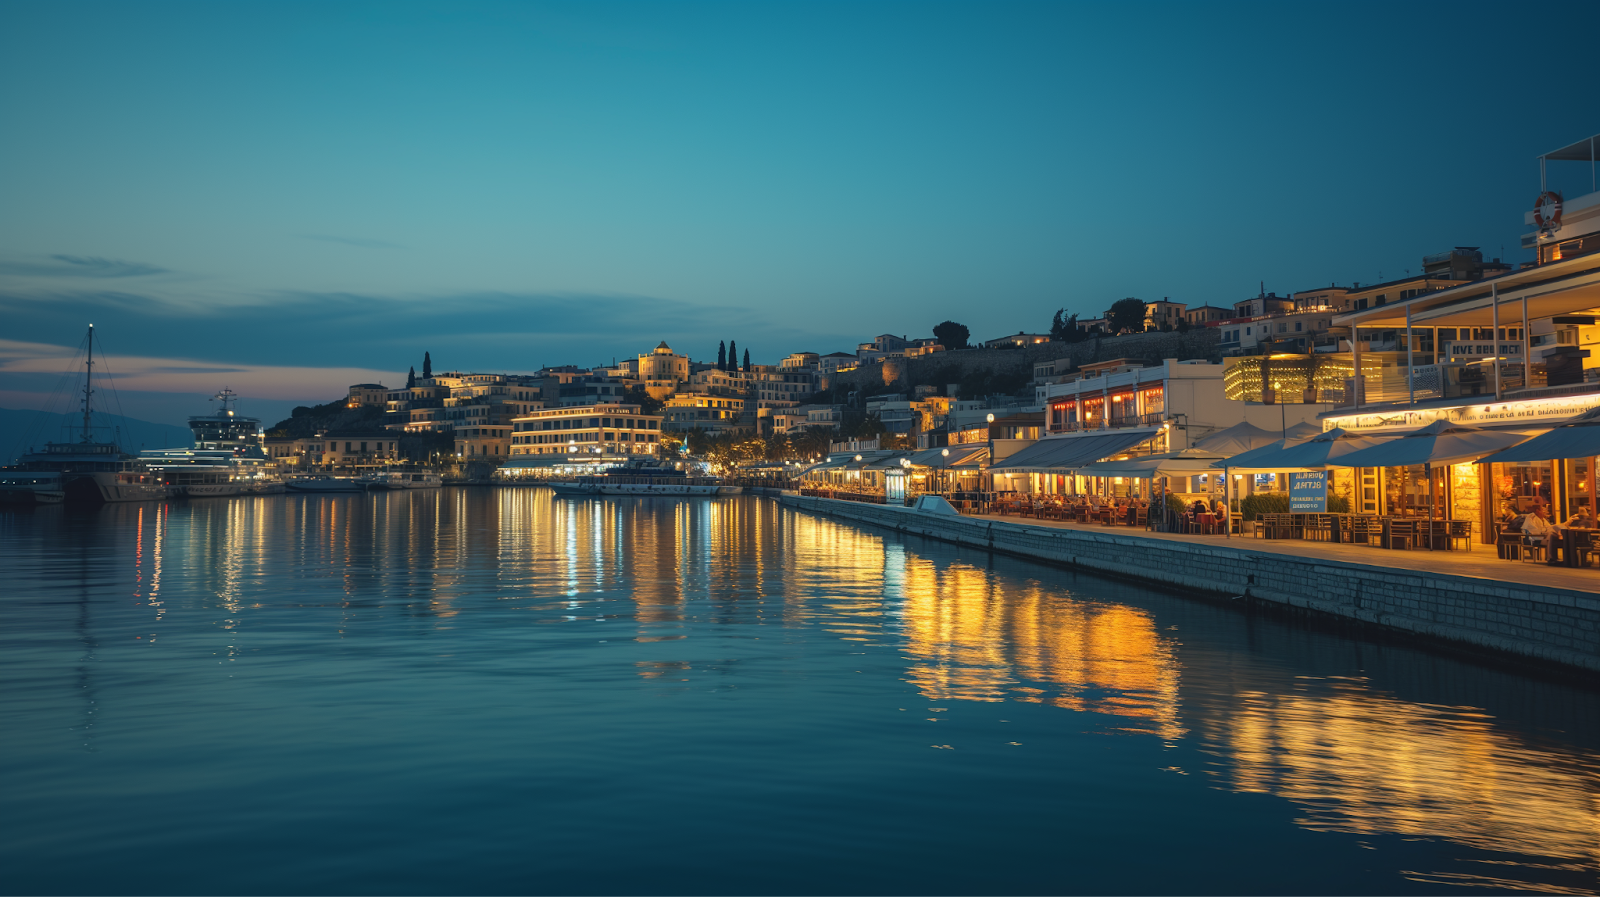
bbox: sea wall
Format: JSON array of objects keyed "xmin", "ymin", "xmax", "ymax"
[{"xmin": 778, "ymin": 493, "xmax": 1600, "ymax": 673}]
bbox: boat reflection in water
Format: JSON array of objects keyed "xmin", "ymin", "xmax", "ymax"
[{"xmin": 3, "ymin": 491, "xmax": 1596, "ymax": 895}]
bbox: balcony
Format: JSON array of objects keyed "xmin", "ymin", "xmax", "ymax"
[{"xmin": 1050, "ymin": 410, "xmax": 1165, "ymax": 433}]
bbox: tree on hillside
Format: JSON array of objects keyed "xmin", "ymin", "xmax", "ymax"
[
  {"xmin": 742, "ymin": 348, "xmax": 750, "ymax": 372},
  {"xmin": 1049, "ymin": 309, "xmax": 1090, "ymax": 343},
  {"xmin": 932, "ymin": 320, "xmax": 970, "ymax": 351},
  {"xmin": 422, "ymin": 352, "xmax": 433, "ymax": 379},
  {"xmin": 406, "ymin": 366, "xmax": 416, "ymax": 389},
  {"xmin": 728, "ymin": 340, "xmax": 738, "ymax": 372},
  {"xmin": 1107, "ymin": 298, "xmax": 1148, "ymax": 335},
  {"xmin": 717, "ymin": 341, "xmax": 727, "ymax": 370},
  {"xmin": 622, "ymin": 384, "xmax": 664, "ymax": 415}
]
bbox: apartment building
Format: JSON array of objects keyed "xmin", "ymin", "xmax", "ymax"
[{"xmin": 509, "ymin": 403, "xmax": 663, "ymax": 456}]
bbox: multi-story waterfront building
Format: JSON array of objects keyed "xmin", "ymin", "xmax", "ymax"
[{"xmin": 508, "ymin": 403, "xmax": 663, "ymax": 456}]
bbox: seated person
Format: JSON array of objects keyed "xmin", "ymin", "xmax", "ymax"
[
  {"xmin": 1521, "ymin": 504, "xmax": 1556, "ymax": 546},
  {"xmin": 1212, "ymin": 499, "xmax": 1229, "ymax": 522},
  {"xmin": 1191, "ymin": 499, "xmax": 1208, "ymax": 515},
  {"xmin": 1564, "ymin": 507, "xmax": 1594, "ymax": 529}
]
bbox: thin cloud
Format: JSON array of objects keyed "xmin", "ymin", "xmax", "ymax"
[
  {"xmin": 0, "ymin": 255, "xmax": 169, "ymax": 278},
  {"xmin": 301, "ymin": 234, "xmax": 404, "ymax": 249}
]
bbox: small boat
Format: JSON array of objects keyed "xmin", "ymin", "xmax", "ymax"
[
  {"xmin": 361, "ymin": 470, "xmax": 442, "ymax": 490},
  {"xmin": 286, "ymin": 476, "xmax": 366, "ymax": 493},
  {"xmin": 0, "ymin": 471, "xmax": 67, "ymax": 505}
]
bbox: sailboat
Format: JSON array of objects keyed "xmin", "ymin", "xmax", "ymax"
[{"xmin": 11, "ymin": 326, "xmax": 166, "ymax": 504}]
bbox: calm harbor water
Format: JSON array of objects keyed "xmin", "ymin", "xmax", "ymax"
[{"xmin": 2, "ymin": 491, "xmax": 1597, "ymax": 896}]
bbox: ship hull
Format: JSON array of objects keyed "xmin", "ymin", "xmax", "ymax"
[
  {"xmin": 286, "ymin": 478, "xmax": 365, "ymax": 493},
  {"xmin": 596, "ymin": 483, "xmax": 722, "ymax": 496},
  {"xmin": 63, "ymin": 473, "xmax": 166, "ymax": 504}
]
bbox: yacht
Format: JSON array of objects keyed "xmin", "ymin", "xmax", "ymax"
[
  {"xmin": 140, "ymin": 389, "xmax": 278, "ymax": 498},
  {"xmin": 0, "ymin": 471, "xmax": 67, "ymax": 505},
  {"xmin": 10, "ymin": 326, "xmax": 166, "ymax": 504}
]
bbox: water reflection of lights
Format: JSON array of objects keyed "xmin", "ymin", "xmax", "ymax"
[
  {"xmin": 1209, "ymin": 682, "xmax": 1600, "ymax": 888},
  {"xmin": 900, "ymin": 557, "xmax": 1185, "ymax": 740}
]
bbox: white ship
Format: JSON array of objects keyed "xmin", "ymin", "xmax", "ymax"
[
  {"xmin": 140, "ymin": 389, "xmax": 276, "ymax": 498},
  {"xmin": 547, "ymin": 458, "xmax": 734, "ymax": 497},
  {"xmin": 10, "ymin": 326, "xmax": 166, "ymax": 504}
]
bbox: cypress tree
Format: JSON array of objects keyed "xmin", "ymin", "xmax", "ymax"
[
  {"xmin": 422, "ymin": 352, "xmax": 432, "ymax": 379},
  {"xmin": 717, "ymin": 341, "xmax": 727, "ymax": 371},
  {"xmin": 728, "ymin": 340, "xmax": 737, "ymax": 373},
  {"xmin": 407, "ymin": 366, "xmax": 416, "ymax": 388},
  {"xmin": 743, "ymin": 348, "xmax": 750, "ymax": 372}
]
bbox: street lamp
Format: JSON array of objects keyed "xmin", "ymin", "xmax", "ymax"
[{"xmin": 986, "ymin": 413, "xmax": 996, "ymax": 494}]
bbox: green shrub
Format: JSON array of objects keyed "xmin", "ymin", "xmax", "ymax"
[
  {"xmin": 1327, "ymin": 494, "xmax": 1351, "ymax": 514},
  {"xmin": 1239, "ymin": 492, "xmax": 1290, "ymax": 521}
]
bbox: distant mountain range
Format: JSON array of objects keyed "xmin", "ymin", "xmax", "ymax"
[{"xmin": 0, "ymin": 407, "xmax": 193, "ymax": 465}]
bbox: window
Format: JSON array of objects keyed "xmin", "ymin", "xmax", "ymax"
[{"xmin": 1295, "ymin": 322, "xmax": 1303, "ymax": 332}]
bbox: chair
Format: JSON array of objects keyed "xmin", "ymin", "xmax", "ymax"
[
  {"xmin": 1495, "ymin": 528, "xmax": 1523, "ymax": 560},
  {"xmin": 1385, "ymin": 518, "xmax": 1416, "ymax": 551},
  {"xmin": 1520, "ymin": 535, "xmax": 1549, "ymax": 564},
  {"xmin": 1569, "ymin": 530, "xmax": 1597, "ymax": 567}
]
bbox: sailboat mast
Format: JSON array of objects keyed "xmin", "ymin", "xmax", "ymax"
[{"xmin": 81, "ymin": 325, "xmax": 95, "ymax": 444}]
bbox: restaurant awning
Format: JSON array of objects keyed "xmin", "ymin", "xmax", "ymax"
[
  {"xmin": 990, "ymin": 429, "xmax": 1158, "ymax": 472},
  {"xmin": 1476, "ymin": 407, "xmax": 1600, "ymax": 464},
  {"xmin": 1078, "ymin": 448, "xmax": 1232, "ymax": 479},
  {"xmin": 1326, "ymin": 419, "xmax": 1534, "ymax": 469},
  {"xmin": 1211, "ymin": 428, "xmax": 1394, "ymax": 472},
  {"xmin": 1285, "ymin": 421, "xmax": 1323, "ymax": 439},
  {"xmin": 904, "ymin": 445, "xmax": 990, "ymax": 468},
  {"xmin": 1192, "ymin": 421, "xmax": 1280, "ymax": 455}
]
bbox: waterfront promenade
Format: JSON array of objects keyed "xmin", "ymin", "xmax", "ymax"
[
  {"xmin": 779, "ymin": 493, "xmax": 1600, "ymax": 673},
  {"xmin": 962, "ymin": 511, "xmax": 1600, "ymax": 593}
]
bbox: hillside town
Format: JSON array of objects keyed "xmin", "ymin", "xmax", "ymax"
[{"xmin": 243, "ymin": 133, "xmax": 1600, "ymax": 542}]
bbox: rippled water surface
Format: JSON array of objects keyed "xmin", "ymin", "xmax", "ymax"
[{"xmin": 2, "ymin": 491, "xmax": 1598, "ymax": 895}]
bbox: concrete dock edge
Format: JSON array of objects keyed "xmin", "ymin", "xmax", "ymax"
[{"xmin": 776, "ymin": 492, "xmax": 1600, "ymax": 674}]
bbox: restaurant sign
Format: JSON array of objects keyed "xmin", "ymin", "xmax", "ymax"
[
  {"xmin": 1289, "ymin": 472, "xmax": 1327, "ymax": 512},
  {"xmin": 1323, "ymin": 392, "xmax": 1600, "ymax": 433}
]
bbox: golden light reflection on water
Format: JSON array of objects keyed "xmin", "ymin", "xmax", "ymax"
[
  {"xmin": 899, "ymin": 556, "xmax": 1185, "ymax": 740},
  {"xmin": 1207, "ymin": 682, "xmax": 1600, "ymax": 889},
  {"xmin": 71, "ymin": 493, "xmax": 1600, "ymax": 892}
]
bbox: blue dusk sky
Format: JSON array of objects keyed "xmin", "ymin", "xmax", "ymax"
[{"xmin": 1, "ymin": 0, "xmax": 1597, "ymax": 426}]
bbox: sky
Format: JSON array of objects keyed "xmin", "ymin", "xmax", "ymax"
[{"xmin": 2, "ymin": 0, "xmax": 1598, "ymax": 427}]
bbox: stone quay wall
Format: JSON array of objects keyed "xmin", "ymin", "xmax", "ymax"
[
  {"xmin": 778, "ymin": 493, "xmax": 1600, "ymax": 673},
  {"xmin": 826, "ymin": 329, "xmax": 1222, "ymax": 393}
]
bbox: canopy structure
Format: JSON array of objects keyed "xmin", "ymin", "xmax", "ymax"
[
  {"xmin": 989, "ymin": 430, "xmax": 1158, "ymax": 473},
  {"xmin": 1211, "ymin": 428, "xmax": 1394, "ymax": 472},
  {"xmin": 903, "ymin": 445, "xmax": 989, "ymax": 468},
  {"xmin": 1473, "ymin": 405, "xmax": 1600, "ymax": 465},
  {"xmin": 1328, "ymin": 419, "xmax": 1533, "ymax": 469},
  {"xmin": 1078, "ymin": 449, "xmax": 1231, "ymax": 480},
  {"xmin": 1192, "ymin": 422, "xmax": 1280, "ymax": 455},
  {"xmin": 1284, "ymin": 421, "xmax": 1323, "ymax": 439}
]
